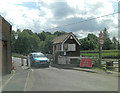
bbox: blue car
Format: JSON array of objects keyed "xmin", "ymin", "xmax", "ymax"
[{"xmin": 29, "ymin": 52, "xmax": 50, "ymax": 67}]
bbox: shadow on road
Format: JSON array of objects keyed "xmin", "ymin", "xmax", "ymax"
[
  {"xmin": 30, "ymin": 66, "xmax": 49, "ymax": 69},
  {"xmin": 50, "ymin": 64, "xmax": 98, "ymax": 73},
  {"xmin": 50, "ymin": 64, "xmax": 74, "ymax": 69}
]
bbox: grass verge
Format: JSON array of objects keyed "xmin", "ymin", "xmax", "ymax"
[{"xmin": 12, "ymin": 53, "xmax": 22, "ymax": 58}]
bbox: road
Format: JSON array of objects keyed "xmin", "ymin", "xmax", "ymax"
[
  {"xmin": 25, "ymin": 67, "xmax": 118, "ymax": 91},
  {"xmin": 2, "ymin": 57, "xmax": 118, "ymax": 91}
]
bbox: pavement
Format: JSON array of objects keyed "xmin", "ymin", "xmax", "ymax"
[
  {"xmin": 51, "ymin": 64, "xmax": 118, "ymax": 76},
  {"xmin": 1, "ymin": 58, "xmax": 30, "ymax": 91}
]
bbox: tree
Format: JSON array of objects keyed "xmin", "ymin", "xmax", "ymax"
[
  {"xmin": 102, "ymin": 38, "xmax": 113, "ymax": 50},
  {"xmin": 39, "ymin": 41, "xmax": 45, "ymax": 53},
  {"xmin": 12, "ymin": 29, "xmax": 55, "ymax": 54},
  {"xmin": 31, "ymin": 33, "xmax": 40, "ymax": 52},
  {"xmin": 111, "ymin": 36, "xmax": 118, "ymax": 49},
  {"xmin": 79, "ymin": 38, "xmax": 89, "ymax": 50},
  {"xmin": 38, "ymin": 35, "xmax": 55, "ymax": 54},
  {"xmin": 13, "ymin": 29, "xmax": 40, "ymax": 55},
  {"xmin": 23, "ymin": 29, "xmax": 33, "ymax": 35},
  {"xmin": 103, "ymin": 28, "xmax": 109, "ymax": 38},
  {"xmin": 87, "ymin": 34, "xmax": 99, "ymax": 50},
  {"xmin": 79, "ymin": 34, "xmax": 99, "ymax": 50},
  {"xmin": 102, "ymin": 28, "xmax": 113, "ymax": 50},
  {"xmin": 17, "ymin": 29, "xmax": 21, "ymax": 33},
  {"xmin": 54, "ymin": 31, "xmax": 67, "ymax": 36},
  {"xmin": 44, "ymin": 35, "xmax": 55, "ymax": 53},
  {"xmin": 37, "ymin": 31, "xmax": 46, "ymax": 41},
  {"xmin": 11, "ymin": 30, "xmax": 16, "ymax": 53},
  {"xmin": 14, "ymin": 32, "xmax": 24, "ymax": 54}
]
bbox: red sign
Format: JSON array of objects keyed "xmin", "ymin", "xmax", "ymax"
[
  {"xmin": 99, "ymin": 33, "xmax": 104, "ymax": 39},
  {"xmin": 99, "ymin": 39, "xmax": 104, "ymax": 45},
  {"xmin": 80, "ymin": 58, "xmax": 92, "ymax": 67}
]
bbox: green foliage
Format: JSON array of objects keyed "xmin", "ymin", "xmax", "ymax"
[
  {"xmin": 103, "ymin": 28, "xmax": 109, "ymax": 38},
  {"xmin": 79, "ymin": 38, "xmax": 87, "ymax": 50},
  {"xmin": 13, "ymin": 29, "xmax": 40, "ymax": 55},
  {"xmin": 23, "ymin": 29, "xmax": 33, "ymax": 35},
  {"xmin": 37, "ymin": 31, "xmax": 46, "ymax": 41},
  {"xmin": 12, "ymin": 29, "xmax": 66, "ymax": 55},
  {"xmin": 37, "ymin": 31, "xmax": 52, "ymax": 41},
  {"xmin": 111, "ymin": 36, "xmax": 118, "ymax": 49},
  {"xmin": 44, "ymin": 35, "xmax": 56, "ymax": 54},
  {"xmin": 54, "ymin": 31, "xmax": 67, "ymax": 36},
  {"xmin": 102, "ymin": 28, "xmax": 116, "ymax": 50},
  {"xmin": 38, "ymin": 35, "xmax": 56, "ymax": 54},
  {"xmin": 79, "ymin": 33, "xmax": 99, "ymax": 50},
  {"xmin": 102, "ymin": 37, "xmax": 113, "ymax": 50},
  {"xmin": 79, "ymin": 28, "xmax": 118, "ymax": 50},
  {"xmin": 11, "ymin": 30, "xmax": 16, "ymax": 53},
  {"xmin": 12, "ymin": 27, "xmax": 118, "ymax": 55}
]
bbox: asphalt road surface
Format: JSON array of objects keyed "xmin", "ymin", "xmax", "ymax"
[
  {"xmin": 25, "ymin": 67, "xmax": 118, "ymax": 91},
  {"xmin": 2, "ymin": 57, "xmax": 118, "ymax": 91}
]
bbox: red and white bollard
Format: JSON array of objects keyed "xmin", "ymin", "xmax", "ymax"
[
  {"xmin": 11, "ymin": 61, "xmax": 16, "ymax": 74},
  {"xmin": 21, "ymin": 55, "xmax": 24, "ymax": 66},
  {"xmin": 12, "ymin": 61, "xmax": 15, "ymax": 70}
]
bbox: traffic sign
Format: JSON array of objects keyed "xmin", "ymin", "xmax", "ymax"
[
  {"xmin": 99, "ymin": 39, "xmax": 104, "ymax": 45},
  {"xmin": 99, "ymin": 33, "xmax": 104, "ymax": 39},
  {"xmin": 80, "ymin": 58, "xmax": 92, "ymax": 67}
]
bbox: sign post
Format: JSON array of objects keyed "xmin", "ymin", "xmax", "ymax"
[
  {"xmin": 21, "ymin": 55, "xmax": 24, "ymax": 66},
  {"xmin": 98, "ymin": 32, "xmax": 104, "ymax": 67},
  {"xmin": 28, "ymin": 55, "xmax": 31, "ymax": 68}
]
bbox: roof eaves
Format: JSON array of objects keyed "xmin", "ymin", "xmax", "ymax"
[{"xmin": 60, "ymin": 33, "xmax": 71, "ymax": 43}]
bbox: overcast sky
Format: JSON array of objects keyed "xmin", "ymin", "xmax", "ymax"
[{"xmin": 0, "ymin": 0, "xmax": 119, "ymax": 39}]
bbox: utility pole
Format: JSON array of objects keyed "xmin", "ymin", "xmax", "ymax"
[
  {"xmin": 118, "ymin": 59, "xmax": 120, "ymax": 72},
  {"xmin": 98, "ymin": 31, "xmax": 104, "ymax": 67},
  {"xmin": 99, "ymin": 44, "xmax": 102, "ymax": 67},
  {"xmin": 118, "ymin": 48, "xmax": 120, "ymax": 76},
  {"xmin": 118, "ymin": 46, "xmax": 120, "ymax": 72},
  {"xmin": 118, "ymin": 40, "xmax": 120, "ymax": 72}
]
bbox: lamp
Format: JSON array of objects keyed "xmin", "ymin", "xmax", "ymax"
[{"xmin": 15, "ymin": 33, "xmax": 18, "ymax": 40}]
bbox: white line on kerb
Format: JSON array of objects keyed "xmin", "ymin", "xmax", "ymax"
[
  {"xmin": 0, "ymin": 74, "xmax": 15, "ymax": 91},
  {"xmin": 23, "ymin": 69, "xmax": 32, "ymax": 91}
]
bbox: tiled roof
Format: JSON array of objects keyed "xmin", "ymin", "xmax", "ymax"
[
  {"xmin": 52, "ymin": 33, "xmax": 70, "ymax": 44},
  {"xmin": 52, "ymin": 32, "xmax": 81, "ymax": 46}
]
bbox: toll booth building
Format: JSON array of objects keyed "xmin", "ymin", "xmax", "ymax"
[
  {"xmin": 52, "ymin": 32, "xmax": 81, "ymax": 66},
  {"xmin": 0, "ymin": 15, "xmax": 12, "ymax": 75}
]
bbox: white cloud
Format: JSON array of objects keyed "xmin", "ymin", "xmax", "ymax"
[{"xmin": 0, "ymin": 0, "xmax": 118, "ymax": 38}]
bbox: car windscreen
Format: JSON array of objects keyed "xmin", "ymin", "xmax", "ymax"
[{"xmin": 33, "ymin": 53, "xmax": 46, "ymax": 58}]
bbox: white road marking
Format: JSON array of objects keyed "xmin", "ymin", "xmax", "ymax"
[
  {"xmin": 23, "ymin": 69, "xmax": 32, "ymax": 91},
  {"xmin": 50, "ymin": 67, "xmax": 62, "ymax": 71},
  {"xmin": 31, "ymin": 69, "xmax": 34, "ymax": 72},
  {"xmin": 0, "ymin": 73, "xmax": 15, "ymax": 91}
]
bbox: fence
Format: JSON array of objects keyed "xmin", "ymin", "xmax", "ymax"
[
  {"xmin": 80, "ymin": 55, "xmax": 119, "ymax": 70},
  {"xmin": 80, "ymin": 50, "xmax": 119, "ymax": 70},
  {"xmin": 102, "ymin": 59, "xmax": 119, "ymax": 70},
  {"xmin": 80, "ymin": 50, "xmax": 119, "ymax": 59}
]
